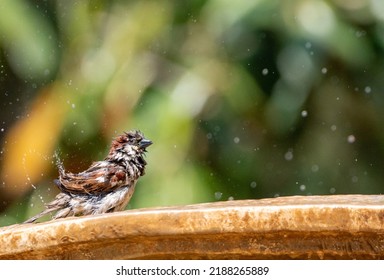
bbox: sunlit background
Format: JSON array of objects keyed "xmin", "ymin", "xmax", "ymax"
[{"xmin": 1, "ymin": 0, "xmax": 384, "ymax": 226}]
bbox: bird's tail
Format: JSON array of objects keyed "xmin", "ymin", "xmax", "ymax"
[
  {"xmin": 23, "ymin": 153, "xmax": 69, "ymax": 224},
  {"xmin": 23, "ymin": 207, "xmax": 61, "ymax": 224},
  {"xmin": 23, "ymin": 193, "xmax": 70, "ymax": 224}
]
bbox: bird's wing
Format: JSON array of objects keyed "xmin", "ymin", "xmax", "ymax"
[{"xmin": 56, "ymin": 161, "xmax": 128, "ymax": 195}]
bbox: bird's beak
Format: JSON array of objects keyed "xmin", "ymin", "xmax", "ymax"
[{"xmin": 139, "ymin": 139, "xmax": 153, "ymax": 149}]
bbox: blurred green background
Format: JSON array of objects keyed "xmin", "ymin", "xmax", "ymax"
[{"xmin": 1, "ymin": 0, "xmax": 384, "ymax": 226}]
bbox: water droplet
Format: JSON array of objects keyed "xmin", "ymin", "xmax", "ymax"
[
  {"xmin": 299, "ymin": 184, "xmax": 306, "ymax": 191},
  {"xmin": 262, "ymin": 68, "xmax": 269, "ymax": 75},
  {"xmin": 250, "ymin": 181, "xmax": 257, "ymax": 188},
  {"xmin": 214, "ymin": 192, "xmax": 222, "ymax": 200},
  {"xmin": 301, "ymin": 110, "xmax": 308, "ymax": 117},
  {"xmin": 233, "ymin": 137, "xmax": 240, "ymax": 144},
  {"xmin": 311, "ymin": 164, "xmax": 319, "ymax": 172},
  {"xmin": 284, "ymin": 150, "xmax": 294, "ymax": 161},
  {"xmin": 347, "ymin": 135, "xmax": 356, "ymax": 143},
  {"xmin": 321, "ymin": 67, "xmax": 328, "ymax": 74}
]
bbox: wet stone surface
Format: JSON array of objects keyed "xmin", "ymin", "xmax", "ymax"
[{"xmin": 0, "ymin": 195, "xmax": 384, "ymax": 259}]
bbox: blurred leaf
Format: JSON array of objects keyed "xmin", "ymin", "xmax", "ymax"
[
  {"xmin": 0, "ymin": 0, "xmax": 58, "ymax": 80},
  {"xmin": 1, "ymin": 85, "xmax": 67, "ymax": 199}
]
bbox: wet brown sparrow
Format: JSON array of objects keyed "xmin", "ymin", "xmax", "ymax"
[{"xmin": 24, "ymin": 130, "xmax": 152, "ymax": 223}]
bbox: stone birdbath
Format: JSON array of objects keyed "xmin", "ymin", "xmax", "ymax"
[{"xmin": 0, "ymin": 195, "xmax": 383, "ymax": 259}]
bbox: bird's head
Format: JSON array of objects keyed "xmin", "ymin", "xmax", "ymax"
[{"xmin": 106, "ymin": 130, "xmax": 152, "ymax": 164}]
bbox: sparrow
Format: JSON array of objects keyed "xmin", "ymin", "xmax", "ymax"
[{"xmin": 23, "ymin": 130, "xmax": 152, "ymax": 223}]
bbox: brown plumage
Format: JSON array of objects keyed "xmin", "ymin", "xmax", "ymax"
[{"xmin": 23, "ymin": 130, "xmax": 152, "ymax": 223}]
